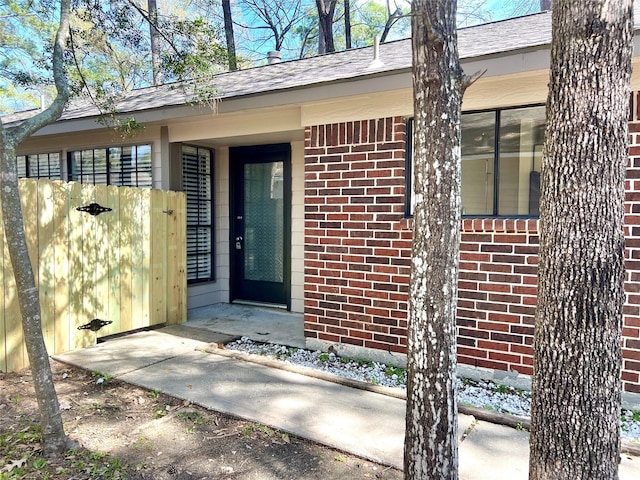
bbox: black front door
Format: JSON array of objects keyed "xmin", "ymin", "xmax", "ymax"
[{"xmin": 230, "ymin": 144, "xmax": 291, "ymax": 307}]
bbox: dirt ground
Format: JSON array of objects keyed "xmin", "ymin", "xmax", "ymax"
[{"xmin": 0, "ymin": 359, "xmax": 403, "ymax": 479}]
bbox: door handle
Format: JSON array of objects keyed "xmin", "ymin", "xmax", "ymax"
[{"xmin": 235, "ymin": 236, "xmax": 243, "ymax": 250}]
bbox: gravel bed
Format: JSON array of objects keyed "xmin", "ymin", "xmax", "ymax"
[{"xmin": 226, "ymin": 337, "xmax": 640, "ymax": 441}]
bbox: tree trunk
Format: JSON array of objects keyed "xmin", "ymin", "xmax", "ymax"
[
  {"xmin": 405, "ymin": 0, "xmax": 471, "ymax": 478},
  {"xmin": 222, "ymin": 0, "xmax": 238, "ymax": 71},
  {"xmin": 344, "ymin": 0, "xmax": 351, "ymax": 49},
  {"xmin": 529, "ymin": 1, "xmax": 633, "ymax": 479},
  {"xmin": 0, "ymin": 0, "xmax": 76, "ymax": 457},
  {"xmin": 316, "ymin": 0, "xmax": 336, "ymax": 53},
  {"xmin": 0, "ymin": 135, "xmax": 73, "ymax": 456},
  {"xmin": 148, "ymin": 0, "xmax": 163, "ymax": 85}
]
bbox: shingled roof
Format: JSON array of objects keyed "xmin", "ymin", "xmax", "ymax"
[
  {"xmin": 7, "ymin": 7, "xmax": 637, "ymax": 126},
  {"xmin": 65, "ymin": 10, "xmax": 555, "ymax": 120}
]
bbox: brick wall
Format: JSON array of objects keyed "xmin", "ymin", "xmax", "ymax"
[
  {"xmin": 622, "ymin": 93, "xmax": 640, "ymax": 394},
  {"xmin": 304, "ymin": 117, "xmax": 411, "ymax": 353},
  {"xmin": 304, "ymin": 111, "xmax": 640, "ymax": 395},
  {"xmin": 457, "ymin": 219, "xmax": 538, "ymax": 378}
]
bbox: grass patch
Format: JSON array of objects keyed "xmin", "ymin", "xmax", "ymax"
[
  {"xmin": 148, "ymin": 389, "xmax": 161, "ymax": 401},
  {"xmin": 240, "ymin": 423, "xmax": 281, "ymax": 440},
  {"xmin": 318, "ymin": 353, "xmax": 331, "ymax": 362},
  {"xmin": 91, "ymin": 370, "xmax": 113, "ymax": 385},
  {"xmin": 384, "ymin": 365, "xmax": 406, "ymax": 382},
  {"xmin": 494, "ymin": 383, "xmax": 510, "ymax": 394},
  {"xmin": 177, "ymin": 410, "xmax": 205, "ymax": 425}
]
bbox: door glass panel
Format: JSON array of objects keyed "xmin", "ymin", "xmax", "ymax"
[{"xmin": 244, "ymin": 161, "xmax": 284, "ymax": 282}]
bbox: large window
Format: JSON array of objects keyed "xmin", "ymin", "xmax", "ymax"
[
  {"xmin": 406, "ymin": 105, "xmax": 546, "ymax": 217},
  {"xmin": 182, "ymin": 145, "xmax": 214, "ymax": 283},
  {"xmin": 16, "ymin": 152, "xmax": 62, "ymax": 179},
  {"xmin": 68, "ymin": 145, "xmax": 152, "ymax": 187}
]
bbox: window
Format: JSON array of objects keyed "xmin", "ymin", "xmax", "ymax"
[
  {"xmin": 68, "ymin": 145, "xmax": 152, "ymax": 187},
  {"xmin": 182, "ymin": 145, "xmax": 214, "ymax": 283},
  {"xmin": 406, "ymin": 105, "xmax": 546, "ymax": 217},
  {"xmin": 16, "ymin": 152, "xmax": 62, "ymax": 179}
]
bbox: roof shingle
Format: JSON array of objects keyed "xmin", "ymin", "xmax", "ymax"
[{"xmin": 6, "ymin": 6, "xmax": 639, "ymax": 126}]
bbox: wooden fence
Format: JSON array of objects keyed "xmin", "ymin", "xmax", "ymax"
[{"xmin": 0, "ymin": 179, "xmax": 186, "ymax": 372}]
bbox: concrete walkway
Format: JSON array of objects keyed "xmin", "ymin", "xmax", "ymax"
[{"xmin": 54, "ymin": 326, "xmax": 640, "ymax": 479}]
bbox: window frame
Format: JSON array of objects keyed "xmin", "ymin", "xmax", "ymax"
[
  {"xmin": 182, "ymin": 144, "xmax": 215, "ymax": 284},
  {"xmin": 405, "ymin": 103, "xmax": 545, "ymax": 219},
  {"xmin": 67, "ymin": 144, "xmax": 153, "ymax": 188},
  {"xmin": 16, "ymin": 152, "xmax": 62, "ymax": 180}
]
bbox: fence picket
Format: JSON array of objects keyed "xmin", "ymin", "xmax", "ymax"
[
  {"xmin": 150, "ymin": 189, "xmax": 166, "ymax": 325},
  {"xmin": 52, "ymin": 181, "xmax": 71, "ymax": 354},
  {"xmin": 94, "ymin": 184, "xmax": 111, "ymax": 337},
  {"xmin": 141, "ymin": 188, "xmax": 151, "ymax": 327},
  {"xmin": 175, "ymin": 192, "xmax": 187, "ymax": 323},
  {"xmin": 118, "ymin": 187, "xmax": 133, "ymax": 334},
  {"xmin": 130, "ymin": 187, "xmax": 144, "ymax": 330},
  {"xmin": 106, "ymin": 185, "xmax": 121, "ymax": 336},
  {"xmin": 0, "ymin": 197, "xmax": 6, "ymax": 371},
  {"xmin": 1, "ymin": 180, "xmax": 186, "ymax": 371},
  {"xmin": 3, "ymin": 234, "xmax": 25, "ymax": 371},
  {"xmin": 38, "ymin": 180, "xmax": 56, "ymax": 354}
]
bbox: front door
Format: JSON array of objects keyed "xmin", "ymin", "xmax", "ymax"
[{"xmin": 230, "ymin": 144, "xmax": 291, "ymax": 307}]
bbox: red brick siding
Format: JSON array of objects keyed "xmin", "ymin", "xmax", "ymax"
[
  {"xmin": 623, "ymin": 92, "xmax": 640, "ymax": 394},
  {"xmin": 457, "ymin": 219, "xmax": 538, "ymax": 377},
  {"xmin": 304, "ymin": 108, "xmax": 640, "ymax": 394},
  {"xmin": 304, "ymin": 117, "xmax": 411, "ymax": 353}
]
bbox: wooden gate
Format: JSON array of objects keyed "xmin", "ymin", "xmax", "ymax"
[{"xmin": 0, "ymin": 179, "xmax": 187, "ymax": 371}]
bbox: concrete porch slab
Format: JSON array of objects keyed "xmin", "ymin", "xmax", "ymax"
[{"xmin": 186, "ymin": 303, "xmax": 305, "ymax": 348}]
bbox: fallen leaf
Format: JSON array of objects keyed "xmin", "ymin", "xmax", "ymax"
[{"xmin": 1, "ymin": 457, "xmax": 27, "ymax": 472}]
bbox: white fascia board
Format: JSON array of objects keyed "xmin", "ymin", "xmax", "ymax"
[{"xmin": 462, "ymin": 47, "xmax": 550, "ymax": 78}]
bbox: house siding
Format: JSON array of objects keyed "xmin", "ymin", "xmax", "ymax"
[
  {"xmin": 291, "ymin": 140, "xmax": 307, "ymax": 313},
  {"xmin": 304, "ymin": 117, "xmax": 412, "ymax": 352},
  {"xmin": 304, "ymin": 107, "xmax": 640, "ymax": 395},
  {"xmin": 457, "ymin": 219, "xmax": 538, "ymax": 378},
  {"xmin": 623, "ymin": 92, "xmax": 640, "ymax": 394}
]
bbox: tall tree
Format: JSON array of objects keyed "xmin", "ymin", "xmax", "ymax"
[
  {"xmin": 405, "ymin": 0, "xmax": 478, "ymax": 478},
  {"xmin": 529, "ymin": 1, "xmax": 633, "ymax": 479},
  {"xmin": 0, "ymin": 0, "xmax": 75, "ymax": 456},
  {"xmin": 344, "ymin": 0, "xmax": 351, "ymax": 49},
  {"xmin": 1, "ymin": 0, "xmax": 226, "ymax": 455},
  {"xmin": 221, "ymin": 0, "xmax": 238, "ymax": 70},
  {"xmin": 148, "ymin": 0, "xmax": 163, "ymax": 85},
  {"xmin": 316, "ymin": 0, "xmax": 337, "ymax": 53},
  {"xmin": 1, "ymin": 0, "xmax": 228, "ymax": 114}
]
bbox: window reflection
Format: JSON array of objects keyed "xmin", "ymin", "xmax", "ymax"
[
  {"xmin": 461, "ymin": 112, "xmax": 495, "ymax": 215},
  {"xmin": 497, "ymin": 106, "xmax": 545, "ymax": 216}
]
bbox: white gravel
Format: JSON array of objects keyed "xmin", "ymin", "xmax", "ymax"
[{"xmin": 226, "ymin": 337, "xmax": 640, "ymax": 441}]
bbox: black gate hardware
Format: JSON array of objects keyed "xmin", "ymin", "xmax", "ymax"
[
  {"xmin": 76, "ymin": 203, "xmax": 112, "ymax": 216},
  {"xmin": 78, "ymin": 319, "xmax": 113, "ymax": 332}
]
